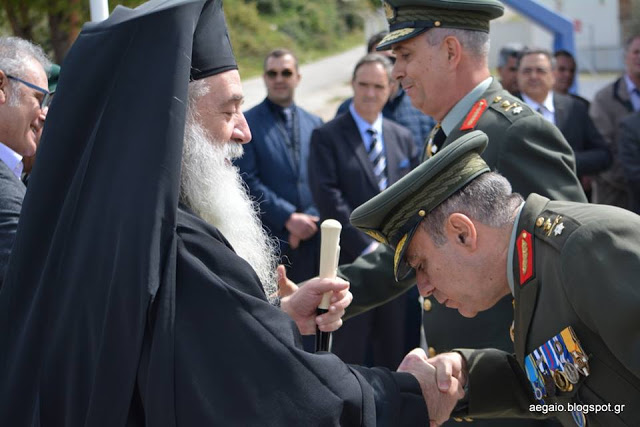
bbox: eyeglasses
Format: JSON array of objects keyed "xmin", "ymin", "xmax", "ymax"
[
  {"xmin": 265, "ymin": 69, "xmax": 294, "ymax": 79},
  {"xmin": 7, "ymin": 74, "xmax": 52, "ymax": 109}
]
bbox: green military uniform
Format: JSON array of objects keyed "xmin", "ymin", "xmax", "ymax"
[
  {"xmin": 340, "ymin": 80, "xmax": 588, "ymax": 374},
  {"xmin": 342, "ymin": 2, "xmax": 587, "ymax": 424},
  {"xmin": 348, "ymin": 130, "xmax": 640, "ymax": 426},
  {"xmin": 342, "ymin": 0, "xmax": 585, "ymax": 400},
  {"xmin": 456, "ymin": 193, "xmax": 640, "ymax": 426}
]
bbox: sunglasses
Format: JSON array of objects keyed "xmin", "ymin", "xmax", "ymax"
[
  {"xmin": 265, "ymin": 69, "xmax": 294, "ymax": 79},
  {"xmin": 7, "ymin": 74, "xmax": 52, "ymax": 109}
]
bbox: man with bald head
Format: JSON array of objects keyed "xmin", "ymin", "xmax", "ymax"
[{"xmin": 0, "ymin": 36, "xmax": 50, "ymax": 288}]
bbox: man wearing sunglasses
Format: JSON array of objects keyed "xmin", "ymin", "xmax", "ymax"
[
  {"xmin": 0, "ymin": 36, "xmax": 51, "ymax": 289},
  {"xmin": 236, "ymin": 48, "xmax": 324, "ymax": 286}
]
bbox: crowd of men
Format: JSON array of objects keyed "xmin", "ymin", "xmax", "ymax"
[{"xmin": 0, "ymin": 0, "xmax": 638, "ymax": 426}]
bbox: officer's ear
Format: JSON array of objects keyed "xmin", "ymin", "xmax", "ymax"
[
  {"xmin": 0, "ymin": 71, "xmax": 8, "ymax": 105},
  {"xmin": 445, "ymin": 213, "xmax": 477, "ymax": 251},
  {"xmin": 442, "ymin": 35, "xmax": 462, "ymax": 68}
]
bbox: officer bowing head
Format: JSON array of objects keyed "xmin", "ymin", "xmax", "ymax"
[{"xmin": 351, "ymin": 130, "xmax": 523, "ymax": 318}]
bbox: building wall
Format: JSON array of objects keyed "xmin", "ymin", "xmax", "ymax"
[{"xmin": 490, "ymin": 0, "xmax": 623, "ymax": 72}]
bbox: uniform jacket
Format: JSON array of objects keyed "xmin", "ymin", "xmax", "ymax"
[
  {"xmin": 236, "ymin": 99, "xmax": 322, "ymax": 246},
  {"xmin": 457, "ymin": 194, "xmax": 640, "ymax": 427},
  {"xmin": 589, "ymin": 76, "xmax": 636, "ymax": 206},
  {"xmin": 617, "ymin": 111, "xmax": 640, "ymax": 214},
  {"xmin": 341, "ymin": 82, "xmax": 587, "ymax": 427},
  {"xmin": 309, "ymin": 112, "xmax": 418, "ymax": 263},
  {"xmin": 0, "ymin": 159, "xmax": 25, "ymax": 290}
]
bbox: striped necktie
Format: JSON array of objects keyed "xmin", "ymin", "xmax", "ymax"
[{"xmin": 367, "ymin": 128, "xmax": 387, "ymax": 191}]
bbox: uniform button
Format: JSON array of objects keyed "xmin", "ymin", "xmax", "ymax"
[
  {"xmin": 428, "ymin": 346, "xmax": 437, "ymax": 357},
  {"xmin": 423, "ymin": 298, "xmax": 432, "ymax": 311}
]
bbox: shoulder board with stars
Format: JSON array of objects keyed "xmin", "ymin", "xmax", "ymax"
[
  {"xmin": 460, "ymin": 99, "xmax": 488, "ymax": 130},
  {"xmin": 533, "ymin": 210, "xmax": 580, "ymax": 252},
  {"xmin": 489, "ymin": 95, "xmax": 526, "ymax": 119}
]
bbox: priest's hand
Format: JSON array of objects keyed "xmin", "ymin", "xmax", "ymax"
[
  {"xmin": 279, "ymin": 275, "xmax": 352, "ymax": 335},
  {"xmin": 398, "ymin": 348, "xmax": 465, "ymax": 426}
]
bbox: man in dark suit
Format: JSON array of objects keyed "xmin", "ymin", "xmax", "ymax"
[
  {"xmin": 0, "ymin": 37, "xmax": 50, "ymax": 288},
  {"xmin": 497, "ymin": 43, "xmax": 524, "ymax": 95},
  {"xmin": 590, "ymin": 34, "xmax": 640, "ymax": 209},
  {"xmin": 516, "ymin": 48, "xmax": 611, "ymax": 198},
  {"xmin": 309, "ymin": 53, "xmax": 418, "ymax": 368},
  {"xmin": 236, "ymin": 49, "xmax": 323, "ymax": 283},
  {"xmin": 552, "ymin": 50, "xmax": 589, "ymax": 105},
  {"xmin": 618, "ymin": 111, "xmax": 640, "ymax": 214},
  {"xmin": 336, "ymin": 31, "xmax": 436, "ymax": 152}
]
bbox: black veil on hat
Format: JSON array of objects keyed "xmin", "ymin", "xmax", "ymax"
[{"xmin": 0, "ymin": 0, "xmax": 236, "ymax": 425}]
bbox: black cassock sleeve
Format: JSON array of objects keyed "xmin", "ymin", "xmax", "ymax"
[{"xmin": 165, "ymin": 209, "xmax": 427, "ymax": 426}]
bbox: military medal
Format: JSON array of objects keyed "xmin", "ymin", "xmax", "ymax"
[
  {"xmin": 571, "ymin": 409, "xmax": 587, "ymax": 427},
  {"xmin": 525, "ymin": 327, "xmax": 590, "ymax": 406},
  {"xmin": 525, "ymin": 355, "xmax": 546, "ymax": 402}
]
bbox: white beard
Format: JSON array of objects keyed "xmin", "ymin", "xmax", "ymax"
[{"xmin": 180, "ymin": 117, "xmax": 280, "ymax": 304}]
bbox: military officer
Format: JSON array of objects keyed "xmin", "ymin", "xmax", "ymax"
[
  {"xmin": 350, "ymin": 130, "xmax": 640, "ymax": 426},
  {"xmin": 338, "ymin": 2, "xmax": 585, "ymax": 424}
]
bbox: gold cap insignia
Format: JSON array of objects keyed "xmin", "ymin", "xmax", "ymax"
[{"xmin": 384, "ymin": 2, "xmax": 396, "ymax": 21}]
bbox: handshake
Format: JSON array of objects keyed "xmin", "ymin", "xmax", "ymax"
[
  {"xmin": 398, "ymin": 349, "xmax": 467, "ymax": 427},
  {"xmin": 278, "ymin": 272, "xmax": 467, "ymax": 425}
]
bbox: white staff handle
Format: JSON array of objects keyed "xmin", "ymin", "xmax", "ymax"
[{"xmin": 318, "ymin": 219, "xmax": 341, "ymax": 309}]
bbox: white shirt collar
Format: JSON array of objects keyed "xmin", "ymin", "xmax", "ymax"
[
  {"xmin": 521, "ymin": 91, "xmax": 555, "ymax": 125},
  {"xmin": 0, "ymin": 142, "xmax": 24, "ymax": 179},
  {"xmin": 624, "ymin": 73, "xmax": 638, "ymax": 94}
]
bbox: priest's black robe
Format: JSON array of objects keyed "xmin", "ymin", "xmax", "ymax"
[{"xmin": 0, "ymin": 1, "xmax": 429, "ymax": 424}]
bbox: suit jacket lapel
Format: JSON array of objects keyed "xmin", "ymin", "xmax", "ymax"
[
  {"xmin": 553, "ymin": 94, "xmax": 568, "ymax": 134},
  {"xmin": 382, "ymin": 122, "xmax": 400, "ymax": 184},
  {"xmin": 512, "ymin": 194, "xmax": 550, "ymax": 364},
  {"xmin": 343, "ymin": 114, "xmax": 379, "ymax": 192},
  {"xmin": 263, "ymin": 101, "xmax": 297, "ymax": 174}
]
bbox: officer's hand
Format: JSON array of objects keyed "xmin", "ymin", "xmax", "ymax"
[
  {"xmin": 398, "ymin": 348, "xmax": 464, "ymax": 426},
  {"xmin": 280, "ymin": 277, "xmax": 351, "ymax": 335},
  {"xmin": 427, "ymin": 352, "xmax": 467, "ymax": 392}
]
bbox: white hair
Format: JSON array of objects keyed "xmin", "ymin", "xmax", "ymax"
[
  {"xmin": 425, "ymin": 28, "xmax": 490, "ymax": 58},
  {"xmin": 180, "ymin": 83, "xmax": 280, "ymax": 304},
  {"xmin": 0, "ymin": 36, "xmax": 52, "ymax": 107}
]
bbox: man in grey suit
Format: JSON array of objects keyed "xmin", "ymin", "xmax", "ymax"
[
  {"xmin": 590, "ymin": 34, "xmax": 640, "ymax": 208},
  {"xmin": 309, "ymin": 53, "xmax": 418, "ymax": 368},
  {"xmin": 0, "ymin": 37, "xmax": 51, "ymax": 287}
]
